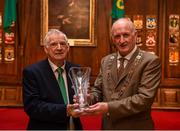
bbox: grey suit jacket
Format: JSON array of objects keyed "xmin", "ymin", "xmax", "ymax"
[{"xmin": 91, "ymin": 48, "xmax": 161, "ymax": 130}]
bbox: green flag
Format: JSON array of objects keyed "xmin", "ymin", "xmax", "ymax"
[
  {"xmin": 111, "ymin": 0, "xmax": 125, "ymax": 19},
  {"xmin": 3, "ymin": 0, "xmax": 17, "ymax": 33}
]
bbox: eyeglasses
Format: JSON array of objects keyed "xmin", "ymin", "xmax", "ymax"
[{"xmin": 48, "ymin": 41, "xmax": 68, "ymax": 48}]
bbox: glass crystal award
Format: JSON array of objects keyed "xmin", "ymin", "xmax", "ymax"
[{"xmin": 69, "ymin": 67, "xmax": 91, "ymax": 111}]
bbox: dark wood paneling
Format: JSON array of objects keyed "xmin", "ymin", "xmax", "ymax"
[
  {"xmin": 18, "ymin": 0, "xmax": 45, "ymax": 68},
  {"xmin": 0, "ymin": 86, "xmax": 22, "ymax": 106},
  {"xmin": 125, "ymin": 0, "xmax": 158, "ymax": 14},
  {"xmin": 164, "ymin": 0, "xmax": 180, "ymax": 80},
  {"xmin": 0, "ymin": 0, "xmax": 20, "ymax": 84},
  {"xmin": 161, "ymin": 88, "xmax": 180, "ymax": 109}
]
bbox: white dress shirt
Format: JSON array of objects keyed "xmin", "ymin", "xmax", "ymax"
[{"xmin": 117, "ymin": 45, "xmax": 137, "ymax": 68}]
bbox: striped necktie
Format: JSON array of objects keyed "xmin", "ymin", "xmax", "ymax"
[{"xmin": 117, "ymin": 57, "xmax": 125, "ymax": 77}]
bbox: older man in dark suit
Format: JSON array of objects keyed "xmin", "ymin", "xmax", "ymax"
[
  {"xmin": 22, "ymin": 29, "xmax": 82, "ymax": 130},
  {"xmin": 83, "ymin": 18, "xmax": 161, "ymax": 130}
]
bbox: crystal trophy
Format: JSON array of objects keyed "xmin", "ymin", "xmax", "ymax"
[{"xmin": 69, "ymin": 67, "xmax": 91, "ymax": 110}]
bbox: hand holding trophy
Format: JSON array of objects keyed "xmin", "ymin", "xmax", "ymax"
[{"xmin": 69, "ymin": 67, "xmax": 91, "ymax": 111}]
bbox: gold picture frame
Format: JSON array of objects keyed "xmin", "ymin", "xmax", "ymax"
[{"xmin": 41, "ymin": 0, "xmax": 96, "ymax": 46}]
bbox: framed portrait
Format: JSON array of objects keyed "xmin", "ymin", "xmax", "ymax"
[{"xmin": 41, "ymin": 0, "xmax": 96, "ymax": 46}]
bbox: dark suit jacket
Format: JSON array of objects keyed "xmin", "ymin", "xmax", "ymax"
[
  {"xmin": 91, "ymin": 48, "xmax": 161, "ymax": 130},
  {"xmin": 23, "ymin": 59, "xmax": 82, "ymax": 130}
]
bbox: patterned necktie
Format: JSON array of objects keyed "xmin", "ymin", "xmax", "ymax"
[
  {"xmin": 117, "ymin": 57, "xmax": 125, "ymax": 77},
  {"xmin": 57, "ymin": 67, "xmax": 68, "ymax": 104}
]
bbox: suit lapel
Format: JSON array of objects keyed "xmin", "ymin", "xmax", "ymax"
[
  {"xmin": 106, "ymin": 54, "xmax": 119, "ymax": 88},
  {"xmin": 43, "ymin": 59, "xmax": 64, "ymax": 100},
  {"xmin": 115, "ymin": 48, "xmax": 140, "ymax": 88},
  {"xmin": 111, "ymin": 55, "xmax": 119, "ymax": 84}
]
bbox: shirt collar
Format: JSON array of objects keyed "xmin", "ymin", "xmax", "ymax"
[
  {"xmin": 117, "ymin": 45, "xmax": 137, "ymax": 60},
  {"xmin": 48, "ymin": 59, "xmax": 65, "ymax": 73}
]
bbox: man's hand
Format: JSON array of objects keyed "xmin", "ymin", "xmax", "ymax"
[
  {"xmin": 83, "ymin": 102, "xmax": 109, "ymax": 115},
  {"xmin": 67, "ymin": 104, "xmax": 83, "ymax": 118}
]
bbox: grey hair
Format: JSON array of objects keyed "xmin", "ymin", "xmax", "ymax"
[
  {"xmin": 111, "ymin": 18, "xmax": 136, "ymax": 35},
  {"xmin": 43, "ymin": 29, "xmax": 68, "ymax": 46}
]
